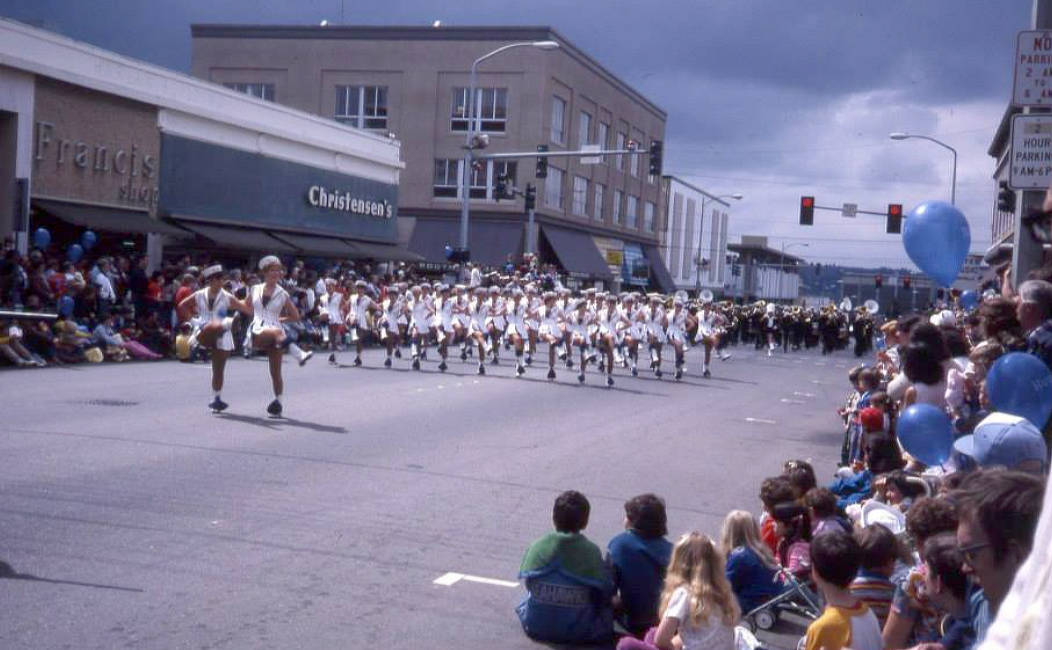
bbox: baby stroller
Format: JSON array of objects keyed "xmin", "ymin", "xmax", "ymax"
[{"xmin": 742, "ymin": 566, "xmax": 823, "ymax": 633}]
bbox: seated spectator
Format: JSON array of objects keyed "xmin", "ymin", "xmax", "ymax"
[
  {"xmin": 953, "ymin": 412, "xmax": 1048, "ymax": 475},
  {"xmin": 850, "ymin": 523, "xmax": 898, "ymax": 629},
  {"xmin": 772, "ymin": 502, "xmax": 812, "ymax": 582},
  {"xmin": 883, "ymin": 497, "xmax": 959, "ymax": 649},
  {"xmin": 852, "ymin": 406, "xmax": 887, "ymax": 469},
  {"xmin": 805, "ymin": 487, "xmax": 852, "ymax": 536},
  {"xmin": 720, "ymin": 509, "xmax": 786, "ymax": 615},
  {"xmin": 517, "ymin": 490, "xmax": 613, "ymax": 644},
  {"xmin": 617, "ymin": 532, "xmax": 739, "ymax": 650},
  {"xmin": 607, "ymin": 494, "xmax": 673, "ymax": 637},
  {"xmin": 758, "ymin": 476, "xmax": 797, "ymax": 556},
  {"xmin": 784, "ymin": 459, "xmax": 818, "ymax": 499},
  {"xmin": 879, "ymin": 470, "xmax": 921, "ymax": 513},
  {"xmin": 918, "ymin": 534, "xmax": 975, "ymax": 650},
  {"xmin": 92, "ymin": 314, "xmax": 129, "ymax": 362},
  {"xmin": 951, "ymin": 469, "xmax": 1045, "ymax": 646},
  {"xmin": 803, "ymin": 529, "xmax": 883, "ymax": 650},
  {"xmin": 0, "ymin": 320, "xmax": 44, "ymax": 367}
]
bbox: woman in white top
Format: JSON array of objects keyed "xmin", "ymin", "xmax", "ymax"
[
  {"xmin": 176, "ymin": 264, "xmax": 247, "ymax": 413},
  {"xmin": 646, "ymin": 294, "xmax": 667, "ymax": 379},
  {"xmin": 249, "ymin": 256, "xmax": 310, "ymax": 417},
  {"xmin": 647, "ymin": 533, "xmax": 739, "ymax": 650}
]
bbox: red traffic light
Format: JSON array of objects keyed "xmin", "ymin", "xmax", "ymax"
[
  {"xmin": 888, "ymin": 203, "xmax": 902, "ymax": 216},
  {"xmin": 801, "ymin": 196, "xmax": 814, "ymax": 208}
]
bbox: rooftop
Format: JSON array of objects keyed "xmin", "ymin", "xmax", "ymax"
[{"xmin": 190, "ymin": 23, "xmax": 666, "ymax": 119}]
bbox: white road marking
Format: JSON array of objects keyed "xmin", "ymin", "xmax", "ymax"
[
  {"xmin": 779, "ymin": 398, "xmax": 805, "ymax": 404},
  {"xmin": 433, "ymin": 572, "xmax": 518, "ymax": 588},
  {"xmin": 793, "ymin": 391, "xmax": 815, "ymax": 398},
  {"xmin": 814, "ymin": 362, "xmax": 827, "ymax": 366},
  {"xmin": 810, "ymin": 380, "xmax": 824, "ymax": 384},
  {"xmin": 745, "ymin": 417, "xmax": 777, "ymax": 425}
]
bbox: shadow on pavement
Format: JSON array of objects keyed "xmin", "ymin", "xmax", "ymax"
[
  {"xmin": 0, "ymin": 559, "xmax": 144, "ymax": 593},
  {"xmin": 216, "ymin": 412, "xmax": 348, "ymax": 434}
]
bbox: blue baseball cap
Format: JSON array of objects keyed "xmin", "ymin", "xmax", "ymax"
[{"xmin": 954, "ymin": 412, "xmax": 1048, "ymax": 473}]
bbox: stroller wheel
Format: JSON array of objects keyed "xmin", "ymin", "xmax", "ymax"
[{"xmin": 754, "ymin": 607, "xmax": 777, "ymax": 631}]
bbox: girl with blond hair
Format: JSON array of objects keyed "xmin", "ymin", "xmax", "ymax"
[
  {"xmin": 617, "ymin": 532, "xmax": 739, "ymax": 650},
  {"xmin": 720, "ymin": 510, "xmax": 786, "ymax": 616}
]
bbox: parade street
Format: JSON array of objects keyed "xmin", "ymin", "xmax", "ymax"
[{"xmin": 2, "ymin": 345, "xmax": 852, "ymax": 649}]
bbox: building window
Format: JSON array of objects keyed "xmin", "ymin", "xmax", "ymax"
[
  {"xmin": 433, "ymin": 159, "xmax": 516, "ymax": 200},
  {"xmin": 545, "ymin": 168, "xmax": 564, "ymax": 209},
  {"xmin": 335, "ymin": 85, "xmax": 388, "ymax": 130},
  {"xmin": 613, "ymin": 189, "xmax": 623, "ymax": 225},
  {"xmin": 629, "ymin": 139, "xmax": 640, "ymax": 177},
  {"xmin": 597, "ymin": 122, "xmax": 609, "ymax": 162},
  {"xmin": 224, "ymin": 82, "xmax": 275, "ymax": 101},
  {"xmin": 572, "ymin": 175, "xmax": 588, "ymax": 215},
  {"xmin": 593, "ymin": 183, "xmax": 605, "ymax": 222},
  {"xmin": 644, "ymin": 201, "xmax": 656, "ymax": 233},
  {"xmin": 578, "ymin": 111, "xmax": 592, "ymax": 149},
  {"xmin": 626, "ymin": 195, "xmax": 639, "ymax": 229},
  {"xmin": 451, "ymin": 87, "xmax": 508, "ymax": 132},
  {"xmin": 615, "ymin": 132, "xmax": 626, "ymax": 171},
  {"xmin": 551, "ymin": 96, "xmax": 567, "ymax": 144},
  {"xmin": 433, "ymin": 159, "xmax": 460, "ymax": 198}
]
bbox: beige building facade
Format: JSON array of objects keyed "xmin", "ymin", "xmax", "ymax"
[{"xmin": 191, "ymin": 25, "xmax": 674, "ymax": 287}]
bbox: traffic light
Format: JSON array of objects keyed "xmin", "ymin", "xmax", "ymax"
[
  {"xmin": 535, "ymin": 145, "xmax": 549, "ymax": 179},
  {"xmin": 799, "ymin": 196, "xmax": 814, "ymax": 225},
  {"xmin": 997, "ymin": 181, "xmax": 1016, "ymax": 213},
  {"xmin": 886, "ymin": 203, "xmax": 903, "ymax": 234},
  {"xmin": 875, "ymin": 274, "xmax": 883, "ymax": 289},
  {"xmin": 902, "ymin": 275, "xmax": 911, "ymax": 289},
  {"xmin": 648, "ymin": 140, "xmax": 663, "ymax": 176},
  {"xmin": 494, "ymin": 175, "xmax": 507, "ymax": 202},
  {"xmin": 524, "ymin": 183, "xmax": 536, "ymax": 212}
]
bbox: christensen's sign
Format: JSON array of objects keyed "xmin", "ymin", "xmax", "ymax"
[{"xmin": 307, "ymin": 185, "xmax": 393, "ymax": 219}]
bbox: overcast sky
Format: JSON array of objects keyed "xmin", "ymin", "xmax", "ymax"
[{"xmin": 1, "ymin": 0, "xmax": 1035, "ymax": 269}]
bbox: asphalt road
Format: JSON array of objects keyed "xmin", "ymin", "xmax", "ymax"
[{"xmin": 1, "ymin": 342, "xmax": 858, "ymax": 649}]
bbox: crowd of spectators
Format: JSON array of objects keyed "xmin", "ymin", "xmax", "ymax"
[
  {"xmin": 0, "ymin": 242, "xmax": 562, "ymax": 368},
  {"xmin": 514, "ymin": 264, "xmax": 1052, "ymax": 649}
]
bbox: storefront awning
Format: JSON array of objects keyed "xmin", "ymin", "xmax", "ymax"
[
  {"xmin": 270, "ymin": 232, "xmax": 356, "ymax": 258},
  {"xmin": 347, "ymin": 240, "xmax": 424, "ymax": 262},
  {"xmin": 408, "ymin": 218, "xmax": 522, "ymax": 266},
  {"xmin": 643, "ymin": 245, "xmax": 677, "ymax": 294},
  {"xmin": 34, "ymin": 199, "xmax": 190, "ymax": 237},
  {"xmin": 174, "ymin": 220, "xmax": 297, "ymax": 254},
  {"xmin": 540, "ymin": 224, "xmax": 612, "ymax": 279}
]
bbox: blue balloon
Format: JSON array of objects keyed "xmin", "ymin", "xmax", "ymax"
[
  {"xmin": 902, "ymin": 201, "xmax": 970, "ymax": 287},
  {"xmin": 67, "ymin": 243, "xmax": 84, "ymax": 263},
  {"xmin": 987, "ymin": 352, "xmax": 1052, "ymax": 429},
  {"xmin": 959, "ymin": 290, "xmax": 979, "ymax": 311},
  {"xmin": 81, "ymin": 230, "xmax": 98, "ymax": 251},
  {"xmin": 897, "ymin": 403, "xmax": 955, "ymax": 466},
  {"xmin": 58, "ymin": 295, "xmax": 74, "ymax": 317},
  {"xmin": 33, "ymin": 227, "xmax": 51, "ymax": 249}
]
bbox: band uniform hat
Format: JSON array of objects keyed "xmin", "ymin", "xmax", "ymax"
[{"xmin": 202, "ymin": 264, "xmax": 224, "ymax": 280}]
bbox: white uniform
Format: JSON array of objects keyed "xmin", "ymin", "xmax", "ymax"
[
  {"xmin": 505, "ymin": 300, "xmax": 527, "ymax": 338},
  {"xmin": 191, "ymin": 287, "xmax": 236, "ymax": 351},
  {"xmin": 647, "ymin": 305, "xmax": 668, "ymax": 343},
  {"xmin": 249, "ymin": 283, "xmax": 289, "ymax": 337},
  {"xmin": 666, "ymin": 307, "xmax": 688, "ymax": 343},
  {"xmin": 409, "ymin": 296, "xmax": 432, "ymax": 335},
  {"xmin": 380, "ymin": 295, "xmax": 404, "ymax": 334},
  {"xmin": 597, "ymin": 305, "xmax": 623, "ymax": 342},
  {"xmin": 325, "ymin": 290, "xmax": 344, "ymax": 324},
  {"xmin": 346, "ymin": 294, "xmax": 374, "ymax": 329},
  {"xmin": 468, "ymin": 298, "xmax": 489, "ymax": 335},
  {"xmin": 540, "ymin": 303, "xmax": 563, "ymax": 339},
  {"xmin": 567, "ymin": 309, "xmax": 592, "ymax": 344},
  {"xmin": 525, "ymin": 297, "xmax": 543, "ymax": 334},
  {"xmin": 696, "ymin": 308, "xmax": 721, "ymax": 340}
]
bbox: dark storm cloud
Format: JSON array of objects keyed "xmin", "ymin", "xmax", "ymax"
[{"xmin": 1, "ymin": 0, "xmax": 1034, "ymax": 264}]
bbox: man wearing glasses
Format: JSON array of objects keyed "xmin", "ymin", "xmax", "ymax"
[{"xmin": 951, "ymin": 470, "xmax": 1044, "ymax": 647}]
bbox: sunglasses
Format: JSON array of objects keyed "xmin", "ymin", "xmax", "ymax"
[{"xmin": 957, "ymin": 541, "xmax": 992, "ymax": 564}]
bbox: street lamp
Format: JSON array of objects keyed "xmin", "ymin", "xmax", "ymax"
[
  {"xmin": 778, "ymin": 241, "xmax": 809, "ymax": 302},
  {"xmin": 889, "ymin": 132, "xmax": 957, "ymax": 205},
  {"xmin": 458, "ymin": 40, "xmax": 560, "ymax": 251},
  {"xmin": 695, "ymin": 193, "xmax": 742, "ymax": 293}
]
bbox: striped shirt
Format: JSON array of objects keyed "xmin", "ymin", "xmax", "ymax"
[{"xmin": 850, "ymin": 570, "xmax": 895, "ymax": 628}]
